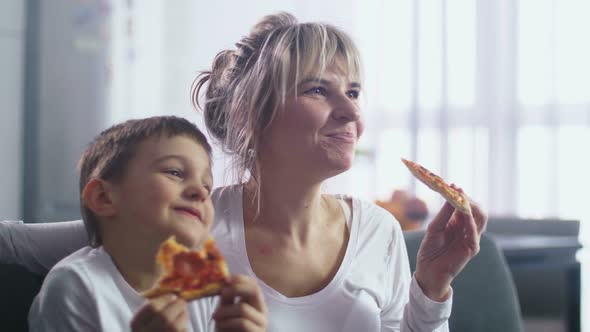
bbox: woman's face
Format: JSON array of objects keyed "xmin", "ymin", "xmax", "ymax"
[{"xmin": 260, "ymin": 60, "xmax": 365, "ymax": 180}]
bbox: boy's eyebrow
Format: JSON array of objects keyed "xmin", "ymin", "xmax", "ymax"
[
  {"xmin": 153, "ymin": 154, "xmax": 213, "ymax": 181},
  {"xmin": 152, "ymin": 154, "xmax": 187, "ymax": 164},
  {"xmin": 298, "ymin": 77, "xmax": 361, "ymax": 88}
]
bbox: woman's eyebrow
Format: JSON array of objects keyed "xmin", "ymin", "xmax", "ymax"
[
  {"xmin": 298, "ymin": 77, "xmax": 361, "ymax": 88},
  {"xmin": 298, "ymin": 77, "xmax": 330, "ymax": 86}
]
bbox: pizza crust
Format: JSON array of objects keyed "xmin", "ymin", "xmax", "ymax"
[
  {"xmin": 401, "ymin": 158, "xmax": 471, "ymax": 214},
  {"xmin": 143, "ymin": 281, "xmax": 226, "ymax": 301}
]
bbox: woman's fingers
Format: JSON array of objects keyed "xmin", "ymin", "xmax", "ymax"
[
  {"xmin": 457, "ymin": 209, "xmax": 481, "ymax": 254},
  {"xmin": 427, "ymin": 201, "xmax": 455, "ymax": 232},
  {"xmin": 469, "ymin": 200, "xmax": 488, "ymax": 234}
]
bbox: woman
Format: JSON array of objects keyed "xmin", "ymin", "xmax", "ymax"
[{"xmin": 1, "ymin": 12, "xmax": 486, "ymax": 331}]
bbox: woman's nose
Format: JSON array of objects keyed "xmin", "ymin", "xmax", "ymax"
[{"xmin": 331, "ymin": 95, "xmax": 361, "ymax": 122}]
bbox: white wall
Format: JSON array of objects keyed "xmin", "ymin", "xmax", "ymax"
[
  {"xmin": 0, "ymin": 1, "xmax": 25, "ymax": 219},
  {"xmin": 34, "ymin": 1, "xmax": 110, "ymax": 222}
]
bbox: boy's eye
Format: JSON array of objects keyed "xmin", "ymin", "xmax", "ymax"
[{"xmin": 164, "ymin": 169, "xmax": 184, "ymax": 178}]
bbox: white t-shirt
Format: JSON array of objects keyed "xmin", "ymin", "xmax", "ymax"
[
  {"xmin": 1, "ymin": 185, "xmax": 452, "ymax": 331},
  {"xmin": 28, "ymin": 246, "xmax": 215, "ymax": 332},
  {"xmin": 211, "ymin": 185, "xmax": 451, "ymax": 332}
]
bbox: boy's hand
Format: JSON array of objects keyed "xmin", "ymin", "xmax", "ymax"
[
  {"xmin": 213, "ymin": 275, "xmax": 268, "ymax": 332},
  {"xmin": 131, "ymin": 294, "xmax": 189, "ymax": 332}
]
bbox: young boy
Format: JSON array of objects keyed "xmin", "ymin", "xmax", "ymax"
[{"xmin": 28, "ymin": 116, "xmax": 266, "ymax": 332}]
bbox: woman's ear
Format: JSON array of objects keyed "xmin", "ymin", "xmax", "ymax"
[{"xmin": 82, "ymin": 178, "xmax": 117, "ymax": 218}]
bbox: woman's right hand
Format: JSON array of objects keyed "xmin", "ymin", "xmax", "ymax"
[{"xmin": 131, "ymin": 294, "xmax": 189, "ymax": 332}]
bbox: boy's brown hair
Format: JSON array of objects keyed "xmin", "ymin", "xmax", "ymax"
[{"xmin": 78, "ymin": 116, "xmax": 212, "ymax": 247}]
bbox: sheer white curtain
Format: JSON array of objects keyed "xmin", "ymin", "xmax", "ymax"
[{"xmin": 339, "ymin": 0, "xmax": 590, "ymax": 237}]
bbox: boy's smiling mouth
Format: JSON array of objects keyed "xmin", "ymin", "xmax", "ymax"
[{"xmin": 174, "ymin": 207, "xmax": 203, "ymax": 223}]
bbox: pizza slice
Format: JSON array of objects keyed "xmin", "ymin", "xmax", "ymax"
[
  {"xmin": 401, "ymin": 158, "xmax": 471, "ymax": 214},
  {"xmin": 143, "ymin": 236, "xmax": 230, "ymax": 301}
]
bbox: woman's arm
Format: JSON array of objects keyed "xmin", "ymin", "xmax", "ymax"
[
  {"xmin": 369, "ymin": 205, "xmax": 450, "ymax": 332},
  {"xmin": 0, "ymin": 220, "xmax": 87, "ymax": 275},
  {"xmin": 379, "ymin": 229, "xmax": 451, "ymax": 332}
]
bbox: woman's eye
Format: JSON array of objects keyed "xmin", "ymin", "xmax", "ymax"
[
  {"xmin": 305, "ymin": 86, "xmax": 327, "ymax": 96},
  {"xmin": 347, "ymin": 90, "xmax": 360, "ymax": 99}
]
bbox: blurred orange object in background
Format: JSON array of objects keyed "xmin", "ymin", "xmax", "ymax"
[{"xmin": 376, "ymin": 190, "xmax": 429, "ymax": 231}]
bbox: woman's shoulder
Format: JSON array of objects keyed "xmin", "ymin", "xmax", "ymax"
[
  {"xmin": 334, "ymin": 194, "xmax": 400, "ymax": 225},
  {"xmin": 210, "ymin": 185, "xmax": 243, "ymax": 240},
  {"xmin": 332, "ymin": 194, "xmax": 403, "ymax": 236}
]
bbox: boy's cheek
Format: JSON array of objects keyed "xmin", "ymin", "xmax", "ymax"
[{"xmin": 143, "ymin": 185, "xmax": 176, "ymax": 204}]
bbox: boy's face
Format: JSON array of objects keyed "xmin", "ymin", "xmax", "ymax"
[{"xmin": 111, "ymin": 135, "xmax": 214, "ymax": 248}]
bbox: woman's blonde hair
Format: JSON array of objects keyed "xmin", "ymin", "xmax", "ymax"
[{"xmin": 192, "ymin": 12, "xmax": 362, "ymax": 196}]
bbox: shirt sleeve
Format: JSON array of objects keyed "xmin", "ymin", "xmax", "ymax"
[
  {"xmin": 0, "ymin": 220, "xmax": 87, "ymax": 275},
  {"xmin": 28, "ymin": 265, "xmax": 99, "ymax": 332},
  {"xmin": 373, "ymin": 209, "xmax": 451, "ymax": 332},
  {"xmin": 401, "ymin": 276, "xmax": 452, "ymax": 331}
]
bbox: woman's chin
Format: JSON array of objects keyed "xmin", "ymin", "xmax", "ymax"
[{"xmin": 322, "ymin": 158, "xmax": 354, "ymax": 177}]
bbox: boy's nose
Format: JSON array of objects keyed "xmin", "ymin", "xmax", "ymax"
[{"xmin": 185, "ymin": 185, "xmax": 208, "ymax": 201}]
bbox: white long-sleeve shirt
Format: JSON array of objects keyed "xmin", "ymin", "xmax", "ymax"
[{"xmin": 1, "ymin": 185, "xmax": 452, "ymax": 331}]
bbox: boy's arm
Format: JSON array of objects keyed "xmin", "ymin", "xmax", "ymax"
[
  {"xmin": 0, "ymin": 220, "xmax": 87, "ymax": 274},
  {"xmin": 28, "ymin": 265, "xmax": 99, "ymax": 332}
]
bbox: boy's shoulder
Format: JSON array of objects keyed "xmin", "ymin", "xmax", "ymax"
[
  {"xmin": 44, "ymin": 246, "xmax": 115, "ymax": 294},
  {"xmin": 28, "ymin": 246, "xmax": 128, "ymax": 331},
  {"xmin": 52, "ymin": 246, "xmax": 110, "ymax": 274}
]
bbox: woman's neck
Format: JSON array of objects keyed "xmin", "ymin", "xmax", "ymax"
[{"xmin": 243, "ymin": 176, "xmax": 336, "ymax": 246}]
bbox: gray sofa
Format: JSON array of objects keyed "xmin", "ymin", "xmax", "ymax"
[{"xmin": 404, "ymin": 231, "xmax": 524, "ymax": 332}]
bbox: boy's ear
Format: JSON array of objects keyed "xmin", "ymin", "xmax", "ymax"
[{"xmin": 82, "ymin": 179, "xmax": 118, "ymax": 218}]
